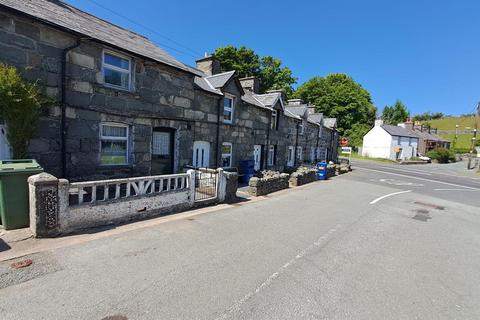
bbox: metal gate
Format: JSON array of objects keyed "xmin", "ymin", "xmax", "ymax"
[{"xmin": 194, "ymin": 168, "xmax": 217, "ymax": 202}]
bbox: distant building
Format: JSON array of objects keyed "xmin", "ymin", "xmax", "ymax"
[{"xmin": 362, "ymin": 120, "xmax": 419, "ymax": 160}]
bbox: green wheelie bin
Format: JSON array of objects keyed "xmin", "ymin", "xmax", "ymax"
[{"xmin": 0, "ymin": 159, "xmax": 43, "ymax": 230}]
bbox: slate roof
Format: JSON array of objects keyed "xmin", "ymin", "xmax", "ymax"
[
  {"xmin": 285, "ymin": 106, "xmax": 308, "ymax": 118},
  {"xmin": 323, "ymin": 118, "xmax": 337, "ymax": 129},
  {"xmin": 254, "ymin": 92, "xmax": 281, "ymax": 108},
  {"xmin": 204, "ymin": 71, "xmax": 236, "ymax": 89},
  {"xmin": 284, "ymin": 109, "xmax": 302, "ymax": 120},
  {"xmin": 308, "ymin": 113, "xmax": 323, "ymax": 124},
  {"xmin": 412, "ymin": 130, "xmax": 449, "ymax": 142},
  {"xmin": 381, "ymin": 125, "xmax": 418, "ymax": 138},
  {"xmin": 193, "ymin": 77, "xmax": 222, "ymax": 95},
  {"xmin": 242, "ymin": 91, "xmax": 266, "ymax": 109},
  {"xmin": 0, "ymin": 0, "xmax": 200, "ymax": 75}
]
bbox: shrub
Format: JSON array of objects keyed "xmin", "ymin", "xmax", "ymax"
[
  {"xmin": 0, "ymin": 64, "xmax": 49, "ymax": 158},
  {"xmin": 427, "ymin": 148, "xmax": 455, "ymax": 163}
]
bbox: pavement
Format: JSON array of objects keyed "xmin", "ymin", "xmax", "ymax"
[{"xmin": 1, "ymin": 160, "xmax": 480, "ymax": 319}]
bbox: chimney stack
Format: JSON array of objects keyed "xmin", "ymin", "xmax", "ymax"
[
  {"xmin": 375, "ymin": 119, "xmax": 384, "ymax": 127},
  {"xmin": 287, "ymin": 98, "xmax": 303, "ymax": 106},
  {"xmin": 239, "ymin": 76, "xmax": 260, "ymax": 94},
  {"xmin": 195, "ymin": 55, "xmax": 221, "ymax": 76}
]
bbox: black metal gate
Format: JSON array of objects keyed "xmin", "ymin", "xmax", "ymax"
[{"xmin": 194, "ymin": 169, "xmax": 217, "ymax": 202}]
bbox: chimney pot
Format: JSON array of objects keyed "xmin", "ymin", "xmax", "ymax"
[{"xmin": 239, "ymin": 76, "xmax": 260, "ymax": 94}]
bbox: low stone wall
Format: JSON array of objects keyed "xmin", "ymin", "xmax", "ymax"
[
  {"xmin": 248, "ymin": 172, "xmax": 289, "ymax": 196},
  {"xmin": 289, "ymin": 167, "xmax": 318, "ymax": 186},
  {"xmin": 28, "ymin": 169, "xmax": 229, "ymax": 237}
]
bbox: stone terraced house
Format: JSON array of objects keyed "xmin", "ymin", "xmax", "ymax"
[{"xmin": 0, "ymin": 0, "xmax": 338, "ymax": 181}]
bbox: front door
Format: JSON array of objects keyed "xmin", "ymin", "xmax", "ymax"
[
  {"xmin": 151, "ymin": 128, "xmax": 174, "ymax": 175},
  {"xmin": 253, "ymin": 145, "xmax": 261, "ymax": 171},
  {"xmin": 193, "ymin": 141, "xmax": 210, "ymax": 168}
]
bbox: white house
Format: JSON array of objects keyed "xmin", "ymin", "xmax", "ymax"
[{"xmin": 362, "ymin": 120, "xmax": 419, "ymax": 160}]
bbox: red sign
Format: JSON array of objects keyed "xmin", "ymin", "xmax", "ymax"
[{"xmin": 340, "ymin": 138, "xmax": 349, "ymax": 147}]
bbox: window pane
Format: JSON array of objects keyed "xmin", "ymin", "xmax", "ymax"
[
  {"xmin": 152, "ymin": 132, "xmax": 170, "ymax": 155},
  {"xmin": 102, "ymin": 125, "xmax": 127, "ymax": 138},
  {"xmin": 222, "ymin": 144, "xmax": 231, "ymax": 154},
  {"xmin": 100, "ymin": 140, "xmax": 127, "ymax": 164},
  {"xmin": 221, "ymin": 156, "xmax": 231, "ymax": 167},
  {"xmin": 223, "ymin": 97, "xmax": 232, "ymax": 109},
  {"xmin": 223, "ymin": 110, "xmax": 232, "ymax": 121},
  {"xmin": 105, "ymin": 53, "xmax": 129, "ymax": 70},
  {"xmin": 104, "ymin": 68, "xmax": 129, "ymax": 89}
]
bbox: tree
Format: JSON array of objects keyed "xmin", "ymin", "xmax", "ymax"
[
  {"xmin": 294, "ymin": 73, "xmax": 377, "ymax": 137},
  {"xmin": 213, "ymin": 46, "xmax": 297, "ymax": 97},
  {"xmin": 382, "ymin": 100, "xmax": 409, "ymax": 125},
  {"xmin": 0, "ymin": 64, "xmax": 49, "ymax": 158},
  {"xmin": 343, "ymin": 123, "xmax": 371, "ymax": 148}
]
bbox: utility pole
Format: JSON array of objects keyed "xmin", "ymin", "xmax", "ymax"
[{"xmin": 467, "ymin": 102, "xmax": 480, "ymax": 169}]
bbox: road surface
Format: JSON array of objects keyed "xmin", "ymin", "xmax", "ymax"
[{"xmin": 1, "ymin": 160, "xmax": 479, "ymax": 319}]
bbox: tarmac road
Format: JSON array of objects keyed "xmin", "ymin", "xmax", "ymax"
[{"xmin": 1, "ymin": 160, "xmax": 479, "ymax": 319}]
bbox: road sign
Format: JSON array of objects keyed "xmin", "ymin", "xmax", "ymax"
[
  {"xmin": 341, "ymin": 147, "xmax": 352, "ymax": 155},
  {"xmin": 340, "ymin": 138, "xmax": 349, "ymax": 147}
]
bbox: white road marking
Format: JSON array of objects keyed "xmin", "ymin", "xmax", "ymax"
[
  {"xmin": 369, "ymin": 190, "xmax": 412, "ymax": 204},
  {"xmin": 434, "ymin": 188, "xmax": 479, "ymax": 191},
  {"xmin": 357, "ymin": 167, "xmax": 480, "ymax": 190},
  {"xmin": 379, "ymin": 178, "xmax": 424, "ymax": 187},
  {"xmin": 214, "ymin": 225, "xmax": 342, "ymax": 319}
]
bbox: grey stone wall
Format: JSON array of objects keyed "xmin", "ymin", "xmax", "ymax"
[
  {"xmin": 0, "ymin": 8, "xmax": 338, "ymax": 181},
  {"xmin": 248, "ymin": 173, "xmax": 290, "ymax": 196}
]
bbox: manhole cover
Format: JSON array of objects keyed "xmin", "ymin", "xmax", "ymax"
[
  {"xmin": 10, "ymin": 259, "xmax": 33, "ymax": 269},
  {"xmin": 101, "ymin": 316, "xmax": 128, "ymax": 320},
  {"xmin": 413, "ymin": 209, "xmax": 431, "ymax": 222}
]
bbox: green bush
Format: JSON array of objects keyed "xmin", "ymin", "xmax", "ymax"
[
  {"xmin": 427, "ymin": 148, "xmax": 455, "ymax": 163},
  {"xmin": 0, "ymin": 64, "xmax": 49, "ymax": 158}
]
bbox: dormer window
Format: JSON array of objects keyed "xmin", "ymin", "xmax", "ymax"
[
  {"xmin": 103, "ymin": 51, "xmax": 132, "ymax": 90},
  {"xmin": 223, "ymin": 95, "xmax": 234, "ymax": 124},
  {"xmin": 271, "ymin": 110, "xmax": 279, "ymax": 130}
]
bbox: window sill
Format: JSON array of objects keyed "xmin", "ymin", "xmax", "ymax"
[{"xmin": 101, "ymin": 83, "xmax": 135, "ymax": 94}]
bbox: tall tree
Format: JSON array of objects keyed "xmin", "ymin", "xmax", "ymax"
[
  {"xmin": 213, "ymin": 46, "xmax": 297, "ymax": 96},
  {"xmin": 295, "ymin": 73, "xmax": 377, "ymax": 137},
  {"xmin": 382, "ymin": 100, "xmax": 409, "ymax": 125}
]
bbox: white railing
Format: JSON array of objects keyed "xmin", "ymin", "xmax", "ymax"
[{"xmin": 69, "ymin": 173, "xmax": 190, "ymax": 206}]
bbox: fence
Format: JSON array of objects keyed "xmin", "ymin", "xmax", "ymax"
[
  {"xmin": 194, "ymin": 168, "xmax": 218, "ymax": 202},
  {"xmin": 28, "ymin": 169, "xmax": 228, "ymax": 237}
]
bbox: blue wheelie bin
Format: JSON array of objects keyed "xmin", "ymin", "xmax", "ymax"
[{"xmin": 316, "ymin": 161, "xmax": 328, "ymax": 180}]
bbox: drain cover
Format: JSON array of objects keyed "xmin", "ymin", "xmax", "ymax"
[
  {"xmin": 413, "ymin": 209, "xmax": 431, "ymax": 222},
  {"xmin": 101, "ymin": 316, "xmax": 128, "ymax": 320}
]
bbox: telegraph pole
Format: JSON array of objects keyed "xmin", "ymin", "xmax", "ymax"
[{"xmin": 468, "ymin": 102, "xmax": 480, "ymax": 169}]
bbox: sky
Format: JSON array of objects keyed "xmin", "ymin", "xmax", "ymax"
[{"xmin": 66, "ymin": 0, "xmax": 480, "ymax": 116}]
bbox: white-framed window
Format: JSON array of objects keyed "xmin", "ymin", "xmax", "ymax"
[
  {"xmin": 268, "ymin": 145, "xmax": 276, "ymax": 166},
  {"xmin": 103, "ymin": 50, "xmax": 132, "ymax": 90},
  {"xmin": 223, "ymin": 95, "xmax": 234, "ymax": 124},
  {"xmin": 100, "ymin": 122, "xmax": 129, "ymax": 165},
  {"xmin": 296, "ymin": 146, "xmax": 303, "ymax": 162},
  {"xmin": 299, "ymin": 122, "xmax": 305, "ymax": 135},
  {"xmin": 287, "ymin": 146, "xmax": 295, "ymax": 167},
  {"xmin": 271, "ymin": 110, "xmax": 278, "ymax": 130},
  {"xmin": 221, "ymin": 142, "xmax": 232, "ymax": 167}
]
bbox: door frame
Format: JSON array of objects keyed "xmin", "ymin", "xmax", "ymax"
[
  {"xmin": 253, "ymin": 144, "xmax": 261, "ymax": 171},
  {"xmin": 193, "ymin": 141, "xmax": 211, "ymax": 169},
  {"xmin": 151, "ymin": 127, "xmax": 175, "ymax": 174}
]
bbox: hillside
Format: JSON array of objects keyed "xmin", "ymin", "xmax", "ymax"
[
  {"xmin": 422, "ymin": 116, "xmax": 479, "ymax": 152},
  {"xmin": 425, "ymin": 116, "xmax": 479, "ymax": 132}
]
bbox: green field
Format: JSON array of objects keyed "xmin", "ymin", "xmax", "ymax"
[
  {"xmin": 422, "ymin": 116, "xmax": 479, "ymax": 152},
  {"xmin": 425, "ymin": 116, "xmax": 479, "ymax": 131}
]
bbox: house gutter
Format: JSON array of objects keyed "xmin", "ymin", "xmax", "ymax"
[{"xmin": 60, "ymin": 39, "xmax": 81, "ymax": 178}]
